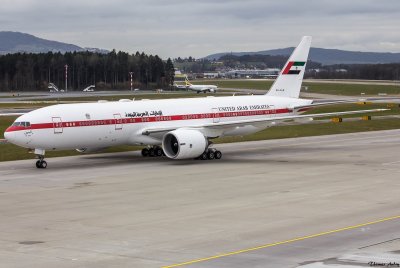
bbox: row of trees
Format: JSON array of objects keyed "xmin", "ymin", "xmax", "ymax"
[
  {"xmin": 174, "ymin": 54, "xmax": 400, "ymax": 81},
  {"xmin": 173, "ymin": 54, "xmax": 323, "ymax": 73},
  {"xmin": 0, "ymin": 51, "xmax": 175, "ymax": 91},
  {"xmin": 308, "ymin": 63, "xmax": 400, "ymax": 80}
]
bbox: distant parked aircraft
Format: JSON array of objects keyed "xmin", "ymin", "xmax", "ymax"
[
  {"xmin": 173, "ymin": 83, "xmax": 187, "ymax": 90},
  {"xmin": 185, "ymin": 77, "xmax": 218, "ymax": 93}
]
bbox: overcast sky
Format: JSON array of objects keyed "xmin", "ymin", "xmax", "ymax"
[{"xmin": 1, "ymin": 0, "xmax": 400, "ymax": 58}]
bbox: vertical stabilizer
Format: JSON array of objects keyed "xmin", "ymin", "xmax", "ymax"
[
  {"xmin": 266, "ymin": 36, "xmax": 312, "ymax": 98},
  {"xmin": 185, "ymin": 76, "xmax": 192, "ymax": 86}
]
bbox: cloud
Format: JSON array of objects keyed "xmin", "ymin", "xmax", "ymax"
[{"xmin": 1, "ymin": 0, "xmax": 400, "ymax": 58}]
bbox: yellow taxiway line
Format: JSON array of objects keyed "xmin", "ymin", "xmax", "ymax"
[{"xmin": 162, "ymin": 215, "xmax": 400, "ymax": 268}]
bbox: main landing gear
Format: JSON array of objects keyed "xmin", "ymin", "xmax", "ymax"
[
  {"xmin": 196, "ymin": 148, "xmax": 222, "ymax": 161},
  {"xmin": 141, "ymin": 146, "xmax": 164, "ymax": 157}
]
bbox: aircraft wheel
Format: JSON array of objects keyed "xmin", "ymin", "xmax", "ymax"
[
  {"xmin": 36, "ymin": 160, "xmax": 47, "ymax": 168},
  {"xmin": 200, "ymin": 152, "xmax": 208, "ymax": 160},
  {"xmin": 215, "ymin": 150, "xmax": 222, "ymax": 160},
  {"xmin": 149, "ymin": 148, "xmax": 155, "ymax": 157},
  {"xmin": 40, "ymin": 161, "xmax": 47, "ymax": 169},
  {"xmin": 141, "ymin": 148, "xmax": 149, "ymax": 157},
  {"xmin": 207, "ymin": 150, "xmax": 215, "ymax": 160},
  {"xmin": 155, "ymin": 147, "xmax": 163, "ymax": 157}
]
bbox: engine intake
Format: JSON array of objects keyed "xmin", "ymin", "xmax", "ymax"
[{"xmin": 162, "ymin": 129, "xmax": 207, "ymax": 159}]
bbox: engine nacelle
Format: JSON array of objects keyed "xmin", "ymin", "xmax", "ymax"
[{"xmin": 162, "ymin": 129, "xmax": 207, "ymax": 159}]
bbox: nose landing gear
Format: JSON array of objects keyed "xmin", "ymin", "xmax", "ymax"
[
  {"xmin": 36, "ymin": 159, "xmax": 47, "ymax": 169},
  {"xmin": 34, "ymin": 149, "xmax": 47, "ymax": 169}
]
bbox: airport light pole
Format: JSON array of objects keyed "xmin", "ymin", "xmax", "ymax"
[
  {"xmin": 65, "ymin": 64, "xmax": 68, "ymax": 92},
  {"xmin": 129, "ymin": 72, "xmax": 134, "ymax": 91}
]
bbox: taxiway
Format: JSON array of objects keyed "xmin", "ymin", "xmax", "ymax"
[{"xmin": 1, "ymin": 130, "xmax": 400, "ymax": 267}]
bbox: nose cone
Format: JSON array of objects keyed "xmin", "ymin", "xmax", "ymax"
[{"xmin": 4, "ymin": 127, "xmax": 15, "ymax": 143}]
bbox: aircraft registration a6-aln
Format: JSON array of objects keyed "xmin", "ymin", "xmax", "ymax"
[{"xmin": 3, "ymin": 36, "xmax": 387, "ymax": 168}]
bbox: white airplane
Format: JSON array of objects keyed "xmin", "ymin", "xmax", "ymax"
[
  {"xmin": 3, "ymin": 36, "xmax": 386, "ymax": 168},
  {"xmin": 185, "ymin": 77, "xmax": 218, "ymax": 93},
  {"xmin": 173, "ymin": 83, "xmax": 187, "ymax": 90}
]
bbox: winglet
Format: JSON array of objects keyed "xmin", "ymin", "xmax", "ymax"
[{"xmin": 266, "ymin": 36, "xmax": 312, "ymax": 98}]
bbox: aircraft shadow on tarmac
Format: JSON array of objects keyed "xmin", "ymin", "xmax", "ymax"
[
  {"xmin": 5, "ymin": 145, "xmax": 355, "ymax": 172},
  {"xmin": 74, "ymin": 146, "xmax": 348, "ymax": 167}
]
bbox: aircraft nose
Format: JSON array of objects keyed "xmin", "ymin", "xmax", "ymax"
[{"xmin": 4, "ymin": 127, "xmax": 15, "ymax": 143}]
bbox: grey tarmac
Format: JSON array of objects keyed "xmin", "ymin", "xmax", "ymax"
[{"xmin": 1, "ymin": 130, "xmax": 400, "ymax": 267}]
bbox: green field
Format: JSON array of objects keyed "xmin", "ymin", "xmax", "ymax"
[
  {"xmin": 1, "ymin": 101, "xmax": 399, "ymax": 162},
  {"xmin": 303, "ymin": 82, "xmax": 400, "ymax": 96}
]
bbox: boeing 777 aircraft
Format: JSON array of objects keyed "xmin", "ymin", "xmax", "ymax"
[
  {"xmin": 185, "ymin": 77, "xmax": 218, "ymax": 93},
  {"xmin": 3, "ymin": 36, "xmax": 386, "ymax": 168}
]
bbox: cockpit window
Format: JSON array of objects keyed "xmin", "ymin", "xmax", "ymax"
[{"xmin": 12, "ymin": 122, "xmax": 31, "ymax": 127}]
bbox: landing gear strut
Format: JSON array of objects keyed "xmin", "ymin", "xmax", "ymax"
[
  {"xmin": 197, "ymin": 148, "xmax": 222, "ymax": 161},
  {"xmin": 141, "ymin": 146, "xmax": 164, "ymax": 158}
]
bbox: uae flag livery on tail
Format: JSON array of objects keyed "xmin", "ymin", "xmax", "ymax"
[
  {"xmin": 282, "ymin": 61, "xmax": 306, "ymax": 75},
  {"xmin": 267, "ymin": 36, "xmax": 311, "ymax": 98}
]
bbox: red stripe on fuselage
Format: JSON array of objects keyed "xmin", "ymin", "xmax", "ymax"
[
  {"xmin": 4, "ymin": 126, "xmax": 27, "ymax": 132},
  {"xmin": 5, "ymin": 108, "xmax": 292, "ymax": 133}
]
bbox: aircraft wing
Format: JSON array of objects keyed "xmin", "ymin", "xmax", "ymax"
[
  {"xmin": 141, "ymin": 108, "xmax": 388, "ymax": 136},
  {"xmin": 292, "ymin": 100, "xmax": 363, "ymax": 112},
  {"xmin": 292, "ymin": 97, "xmax": 400, "ymax": 112}
]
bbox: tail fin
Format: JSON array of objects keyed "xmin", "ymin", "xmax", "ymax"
[
  {"xmin": 185, "ymin": 76, "xmax": 192, "ymax": 86},
  {"xmin": 266, "ymin": 36, "xmax": 312, "ymax": 98}
]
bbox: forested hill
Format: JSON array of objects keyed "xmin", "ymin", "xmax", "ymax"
[
  {"xmin": 0, "ymin": 31, "xmax": 107, "ymax": 54},
  {"xmin": 205, "ymin": 47, "xmax": 400, "ymax": 65},
  {"xmin": 0, "ymin": 51, "xmax": 175, "ymax": 91}
]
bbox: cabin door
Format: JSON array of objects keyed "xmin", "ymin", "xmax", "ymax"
[
  {"xmin": 52, "ymin": 117, "xmax": 63, "ymax": 134},
  {"xmin": 114, "ymin": 113, "xmax": 123, "ymax": 130},
  {"xmin": 212, "ymin": 108, "xmax": 220, "ymax": 123}
]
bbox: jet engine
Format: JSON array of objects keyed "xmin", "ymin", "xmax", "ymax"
[{"xmin": 162, "ymin": 129, "xmax": 207, "ymax": 159}]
